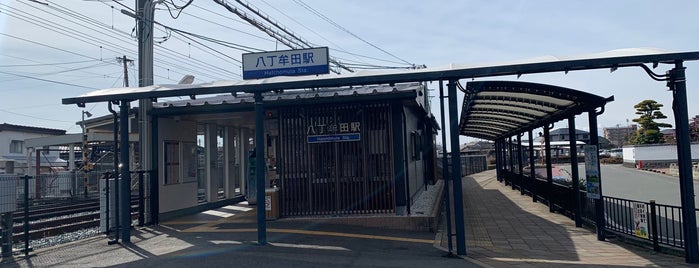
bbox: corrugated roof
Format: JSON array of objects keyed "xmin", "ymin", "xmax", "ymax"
[
  {"xmin": 154, "ymin": 83, "xmax": 423, "ymax": 108},
  {"xmin": 0, "ymin": 123, "xmax": 66, "ymax": 135},
  {"xmin": 459, "ymin": 81, "xmax": 613, "ymax": 140}
]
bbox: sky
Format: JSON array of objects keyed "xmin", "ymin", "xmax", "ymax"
[{"xmin": 1, "ymin": 0, "xmax": 698, "ymax": 146}]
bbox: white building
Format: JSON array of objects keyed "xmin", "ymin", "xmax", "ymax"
[{"xmin": 0, "ymin": 123, "xmax": 67, "ymax": 174}]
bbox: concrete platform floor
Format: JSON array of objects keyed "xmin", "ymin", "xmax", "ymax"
[
  {"xmin": 441, "ymin": 169, "xmax": 696, "ymax": 267},
  {"xmin": 1, "ymin": 169, "xmax": 696, "ymax": 267}
]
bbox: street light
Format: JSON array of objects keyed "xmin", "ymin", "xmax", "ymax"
[{"xmin": 81, "ymin": 110, "xmax": 92, "ymax": 198}]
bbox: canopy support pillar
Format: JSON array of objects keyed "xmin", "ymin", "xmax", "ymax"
[
  {"xmin": 544, "ymin": 125, "xmax": 554, "ymax": 213},
  {"xmin": 438, "ymin": 81, "xmax": 454, "ymax": 255},
  {"xmin": 119, "ymin": 100, "xmax": 131, "ymax": 243},
  {"xmin": 568, "ymin": 116, "xmax": 582, "ymax": 227},
  {"xmin": 254, "ymin": 92, "xmax": 267, "ymax": 245},
  {"xmin": 517, "ymin": 134, "xmax": 524, "ymax": 195},
  {"xmin": 528, "ymin": 130, "xmax": 536, "ymax": 202},
  {"xmin": 447, "ymin": 80, "xmax": 466, "ymax": 256},
  {"xmin": 588, "ymin": 109, "xmax": 605, "ymax": 241},
  {"xmin": 669, "ymin": 61, "xmax": 698, "ymax": 263}
]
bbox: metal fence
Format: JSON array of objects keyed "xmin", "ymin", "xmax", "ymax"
[
  {"xmin": 502, "ymin": 171, "xmax": 696, "ymax": 251},
  {"xmin": 437, "ymin": 154, "xmax": 489, "ymax": 180},
  {"xmin": 0, "ymin": 171, "xmax": 145, "ymax": 257}
]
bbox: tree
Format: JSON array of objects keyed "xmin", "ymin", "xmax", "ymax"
[
  {"xmin": 598, "ymin": 136, "xmax": 614, "ymax": 149},
  {"xmin": 631, "ymin": 100, "xmax": 672, "ymax": 144}
]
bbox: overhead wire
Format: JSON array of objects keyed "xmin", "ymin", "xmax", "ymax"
[
  {"xmin": 37, "ymin": 0, "xmax": 234, "ymax": 80},
  {"xmin": 185, "ymin": 1, "xmax": 275, "ymax": 41},
  {"xmin": 45, "ymin": 1, "xmax": 235, "ymax": 80},
  {"xmin": 258, "ymin": 0, "xmax": 375, "ymax": 66},
  {"xmin": 0, "ymin": 108, "xmax": 76, "ymax": 123},
  {"xmin": 0, "ymin": 70, "xmax": 98, "ymax": 90},
  {"xmin": 0, "ymin": 59, "xmax": 101, "ymax": 67},
  {"xmin": 162, "ymin": 0, "xmax": 193, "ymax": 19},
  {"xmin": 228, "ymin": 0, "xmax": 353, "ymax": 73},
  {"xmin": 292, "ymin": 0, "xmax": 415, "ymax": 67}
]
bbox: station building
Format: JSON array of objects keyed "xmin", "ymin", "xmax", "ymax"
[{"xmin": 150, "ymin": 82, "xmax": 437, "ymax": 218}]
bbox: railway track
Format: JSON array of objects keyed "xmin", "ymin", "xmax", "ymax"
[{"xmin": 8, "ymin": 199, "xmax": 139, "ymax": 243}]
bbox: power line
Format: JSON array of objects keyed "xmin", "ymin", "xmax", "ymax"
[
  {"xmin": 39, "ymin": 1, "xmax": 235, "ymax": 80},
  {"xmin": 0, "ymin": 70, "xmax": 98, "ymax": 90},
  {"xmin": 23, "ymin": 1, "xmax": 235, "ymax": 81},
  {"xmin": 0, "ymin": 59, "xmax": 101, "ymax": 67},
  {"xmin": 0, "ymin": 108, "xmax": 75, "ymax": 123},
  {"xmin": 234, "ymin": 0, "xmax": 354, "ymax": 73},
  {"xmin": 161, "ymin": 0, "xmax": 193, "ymax": 19},
  {"xmin": 292, "ymin": 0, "xmax": 414, "ymax": 67}
]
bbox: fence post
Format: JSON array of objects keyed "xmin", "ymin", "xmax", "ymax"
[
  {"xmin": 23, "ymin": 175, "xmax": 30, "ymax": 257},
  {"xmin": 0, "ymin": 212, "xmax": 11, "ymax": 258},
  {"xmin": 138, "ymin": 170, "xmax": 145, "ymax": 227},
  {"xmin": 649, "ymin": 200, "xmax": 660, "ymax": 252}
]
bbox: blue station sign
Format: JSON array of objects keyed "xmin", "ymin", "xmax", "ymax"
[
  {"xmin": 307, "ymin": 133, "xmax": 360, "ymax": 144},
  {"xmin": 242, "ymin": 47, "xmax": 330, "ymax": 80}
]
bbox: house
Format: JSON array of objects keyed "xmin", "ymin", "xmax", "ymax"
[
  {"xmin": 661, "ymin": 128, "xmax": 676, "ymax": 144},
  {"xmin": 0, "ymin": 123, "xmax": 67, "ymax": 174},
  {"xmin": 548, "ymin": 128, "xmax": 590, "ymax": 144}
]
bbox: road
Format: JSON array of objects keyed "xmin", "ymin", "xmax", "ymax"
[{"xmin": 592, "ymin": 164, "xmax": 695, "ymax": 207}]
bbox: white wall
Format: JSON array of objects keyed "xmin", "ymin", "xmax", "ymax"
[
  {"xmin": 158, "ymin": 118, "xmax": 198, "ymax": 213},
  {"xmin": 1, "ymin": 130, "xmax": 63, "ymax": 174},
  {"xmin": 623, "ymin": 144, "xmax": 699, "ymax": 163}
]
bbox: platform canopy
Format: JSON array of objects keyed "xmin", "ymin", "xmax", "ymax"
[{"xmin": 458, "ymin": 81, "xmax": 613, "ymax": 140}]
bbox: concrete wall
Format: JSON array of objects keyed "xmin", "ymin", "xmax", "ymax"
[{"xmin": 158, "ymin": 118, "xmax": 198, "ymax": 213}]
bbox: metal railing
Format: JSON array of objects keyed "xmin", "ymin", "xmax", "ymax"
[
  {"xmin": 437, "ymin": 154, "xmax": 489, "ymax": 180},
  {"xmin": 501, "ymin": 170, "xmax": 696, "ymax": 251},
  {"xmin": 0, "ymin": 170, "xmax": 148, "ymax": 257}
]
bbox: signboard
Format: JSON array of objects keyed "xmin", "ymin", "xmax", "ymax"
[
  {"xmin": 583, "ymin": 145, "xmax": 601, "ymax": 199},
  {"xmin": 265, "ymin": 195, "xmax": 272, "ymax": 211},
  {"xmin": 306, "ymin": 120, "xmax": 360, "ymax": 144},
  {"xmin": 633, "ymin": 202, "xmax": 649, "ymax": 239},
  {"xmin": 242, "ymin": 47, "xmax": 329, "ymax": 80},
  {"xmin": 308, "ymin": 133, "xmax": 360, "ymax": 144}
]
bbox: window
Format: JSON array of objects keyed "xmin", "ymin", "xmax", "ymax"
[
  {"xmin": 181, "ymin": 142, "xmax": 198, "ymax": 183},
  {"xmin": 164, "ymin": 141, "xmax": 180, "ymax": 185},
  {"xmin": 411, "ymin": 131, "xmax": 422, "ymax": 161},
  {"xmin": 10, "ymin": 140, "xmax": 23, "ymax": 154}
]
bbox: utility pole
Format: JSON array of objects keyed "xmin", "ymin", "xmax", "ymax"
[{"xmin": 116, "ymin": 56, "xmax": 134, "ymax": 87}]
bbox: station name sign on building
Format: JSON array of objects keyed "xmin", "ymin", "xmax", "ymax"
[
  {"xmin": 242, "ymin": 47, "xmax": 330, "ymax": 80},
  {"xmin": 307, "ymin": 120, "xmax": 361, "ymax": 144}
]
